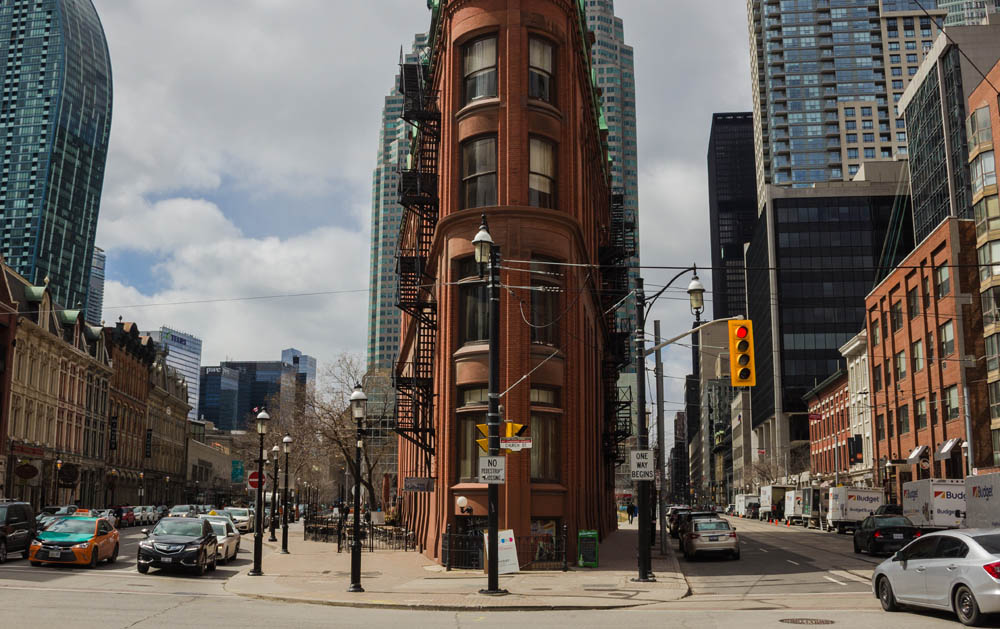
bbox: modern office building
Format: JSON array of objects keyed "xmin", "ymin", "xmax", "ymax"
[
  {"xmin": 392, "ymin": 0, "xmax": 628, "ymax": 563},
  {"xmin": 708, "ymin": 113, "xmax": 758, "ymax": 320},
  {"xmin": 367, "ymin": 34, "xmax": 428, "ymax": 371},
  {"xmin": 748, "ymin": 0, "xmax": 945, "ymax": 201},
  {"xmin": 584, "ymin": 0, "xmax": 638, "ymax": 339},
  {"xmin": 86, "ymin": 247, "xmax": 105, "ymax": 325},
  {"xmin": 198, "ymin": 366, "xmax": 240, "ymax": 431},
  {"xmin": 0, "ymin": 0, "xmax": 113, "ymax": 311},
  {"xmin": 745, "ymin": 163, "xmax": 914, "ymax": 479},
  {"xmin": 280, "ymin": 347, "xmax": 317, "ymax": 384},
  {"xmin": 144, "ymin": 327, "xmax": 202, "ymax": 420},
  {"xmin": 898, "ymin": 22, "xmax": 1000, "ymax": 242},
  {"xmin": 939, "ymin": 0, "xmax": 1000, "ymax": 25}
]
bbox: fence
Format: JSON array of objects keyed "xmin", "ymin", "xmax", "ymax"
[
  {"xmin": 303, "ymin": 513, "xmax": 415, "ymax": 553},
  {"xmin": 443, "ymin": 524, "xmax": 568, "ymax": 571}
]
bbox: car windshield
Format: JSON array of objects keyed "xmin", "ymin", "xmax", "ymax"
[
  {"xmin": 210, "ymin": 522, "xmax": 226, "ymax": 536},
  {"xmin": 54, "ymin": 506, "xmax": 76, "ymax": 514},
  {"xmin": 973, "ymin": 534, "xmax": 1000, "ymax": 554},
  {"xmin": 45, "ymin": 518, "xmax": 95, "ymax": 534},
  {"xmin": 229, "ymin": 509, "xmax": 249, "ymax": 517},
  {"xmin": 170, "ymin": 505, "xmax": 191, "ymax": 513},
  {"xmin": 695, "ymin": 521, "xmax": 731, "ymax": 531},
  {"xmin": 153, "ymin": 519, "xmax": 204, "ymax": 536},
  {"xmin": 874, "ymin": 516, "xmax": 913, "ymax": 527}
]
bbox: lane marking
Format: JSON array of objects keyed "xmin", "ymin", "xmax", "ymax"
[
  {"xmin": 759, "ymin": 548, "xmax": 768, "ymax": 553},
  {"xmin": 786, "ymin": 559, "xmax": 800, "ymax": 566},
  {"xmin": 823, "ymin": 575, "xmax": 847, "ymax": 586}
]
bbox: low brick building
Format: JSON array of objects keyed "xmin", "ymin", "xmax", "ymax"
[
  {"xmin": 865, "ymin": 217, "xmax": 990, "ymax": 503},
  {"xmin": 804, "ymin": 370, "xmax": 851, "ymax": 483}
]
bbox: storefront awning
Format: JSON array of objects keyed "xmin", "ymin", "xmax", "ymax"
[
  {"xmin": 907, "ymin": 445, "xmax": 929, "ymax": 463},
  {"xmin": 934, "ymin": 438, "xmax": 963, "ymax": 461}
]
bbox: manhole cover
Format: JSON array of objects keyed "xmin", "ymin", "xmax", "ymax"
[{"xmin": 779, "ymin": 620, "xmax": 834, "ymax": 626}]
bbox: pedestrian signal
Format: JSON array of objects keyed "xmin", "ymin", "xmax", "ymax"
[{"xmin": 728, "ymin": 319, "xmax": 756, "ymax": 387}]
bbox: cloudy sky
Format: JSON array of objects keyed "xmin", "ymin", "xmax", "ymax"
[{"xmin": 93, "ymin": 0, "xmax": 751, "ymax": 416}]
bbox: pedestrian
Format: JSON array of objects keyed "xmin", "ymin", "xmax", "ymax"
[{"xmin": 627, "ymin": 501, "xmax": 636, "ymax": 524}]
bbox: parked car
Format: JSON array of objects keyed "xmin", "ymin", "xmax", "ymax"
[
  {"xmin": 875, "ymin": 504, "xmax": 904, "ymax": 516},
  {"xmin": 873, "ymin": 529, "xmax": 1000, "ymax": 626},
  {"xmin": 168, "ymin": 504, "xmax": 197, "ymax": 517},
  {"xmin": 97, "ymin": 509, "xmax": 119, "ymax": 528},
  {"xmin": 677, "ymin": 511, "xmax": 718, "ymax": 540},
  {"xmin": 155, "ymin": 506, "xmax": 169, "ymax": 519},
  {"xmin": 0, "ymin": 501, "xmax": 36, "ymax": 563},
  {"xmin": 137, "ymin": 517, "xmax": 219, "ymax": 575},
  {"xmin": 746, "ymin": 504, "xmax": 761, "ymax": 519},
  {"xmin": 29, "ymin": 516, "xmax": 119, "ymax": 567},
  {"xmin": 224, "ymin": 507, "xmax": 253, "ymax": 533},
  {"xmin": 668, "ymin": 508, "xmax": 692, "ymax": 538},
  {"xmin": 119, "ymin": 507, "xmax": 136, "ymax": 527},
  {"xmin": 854, "ymin": 515, "xmax": 921, "ymax": 556},
  {"xmin": 36, "ymin": 505, "xmax": 77, "ymax": 529},
  {"xmin": 682, "ymin": 518, "xmax": 740, "ymax": 560},
  {"xmin": 206, "ymin": 518, "xmax": 240, "ymax": 563}
]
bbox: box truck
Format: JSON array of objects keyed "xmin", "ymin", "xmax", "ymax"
[
  {"xmin": 760, "ymin": 485, "xmax": 794, "ymax": 521},
  {"xmin": 784, "ymin": 490, "xmax": 803, "ymax": 525},
  {"xmin": 735, "ymin": 494, "xmax": 759, "ymax": 517},
  {"xmin": 902, "ymin": 478, "xmax": 965, "ymax": 529},
  {"xmin": 964, "ymin": 473, "xmax": 1000, "ymax": 529},
  {"xmin": 827, "ymin": 487, "xmax": 883, "ymax": 534},
  {"xmin": 801, "ymin": 488, "xmax": 828, "ymax": 529}
]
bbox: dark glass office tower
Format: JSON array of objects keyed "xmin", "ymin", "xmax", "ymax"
[
  {"xmin": 0, "ymin": 0, "xmax": 112, "ymax": 310},
  {"xmin": 708, "ymin": 113, "xmax": 758, "ymax": 320}
]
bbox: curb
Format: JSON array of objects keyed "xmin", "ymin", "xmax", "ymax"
[{"xmin": 660, "ymin": 541, "xmax": 691, "ymax": 599}]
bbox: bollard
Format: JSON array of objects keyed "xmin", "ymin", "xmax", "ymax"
[{"xmin": 562, "ymin": 523, "xmax": 569, "ymax": 572}]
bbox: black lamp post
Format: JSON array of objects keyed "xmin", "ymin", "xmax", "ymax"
[
  {"xmin": 348, "ymin": 383, "xmax": 367, "ymax": 593},
  {"xmin": 165, "ymin": 476, "xmax": 170, "ymax": 506},
  {"xmin": 249, "ymin": 409, "xmax": 270, "ymax": 577},
  {"xmin": 110, "ymin": 468, "xmax": 118, "ymax": 508},
  {"xmin": 269, "ymin": 445, "xmax": 279, "ymax": 542},
  {"xmin": 281, "ymin": 434, "xmax": 292, "ymax": 554},
  {"xmin": 54, "ymin": 458, "xmax": 62, "ymax": 505},
  {"xmin": 472, "ymin": 215, "xmax": 506, "ymax": 595}
]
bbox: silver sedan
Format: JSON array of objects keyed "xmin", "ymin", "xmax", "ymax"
[
  {"xmin": 682, "ymin": 518, "xmax": 740, "ymax": 560},
  {"xmin": 872, "ymin": 529, "xmax": 1000, "ymax": 626}
]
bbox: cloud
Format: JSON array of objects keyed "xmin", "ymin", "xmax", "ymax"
[{"xmin": 99, "ymin": 198, "xmax": 242, "ymax": 254}]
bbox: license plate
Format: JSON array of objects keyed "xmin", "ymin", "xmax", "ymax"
[
  {"xmin": 48, "ymin": 550, "xmax": 61, "ymax": 558},
  {"xmin": 709, "ymin": 536, "xmax": 719, "ymax": 541},
  {"xmin": 160, "ymin": 557, "xmax": 172, "ymax": 563},
  {"xmin": 892, "ymin": 534, "xmax": 903, "ymax": 540}
]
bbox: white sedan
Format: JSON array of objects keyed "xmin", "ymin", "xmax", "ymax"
[
  {"xmin": 873, "ymin": 529, "xmax": 1000, "ymax": 626},
  {"xmin": 205, "ymin": 519, "xmax": 240, "ymax": 563}
]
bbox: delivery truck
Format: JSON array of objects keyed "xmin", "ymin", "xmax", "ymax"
[
  {"xmin": 964, "ymin": 472, "xmax": 1000, "ymax": 529},
  {"xmin": 760, "ymin": 485, "xmax": 794, "ymax": 521},
  {"xmin": 827, "ymin": 487, "xmax": 883, "ymax": 534},
  {"xmin": 801, "ymin": 487, "xmax": 828, "ymax": 529},
  {"xmin": 784, "ymin": 489, "xmax": 803, "ymax": 525},
  {"xmin": 735, "ymin": 494, "xmax": 759, "ymax": 517},
  {"xmin": 902, "ymin": 478, "xmax": 965, "ymax": 529}
]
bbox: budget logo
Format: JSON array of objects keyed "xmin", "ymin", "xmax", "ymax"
[
  {"xmin": 935, "ymin": 490, "xmax": 965, "ymax": 500},
  {"xmin": 903, "ymin": 489, "xmax": 919, "ymax": 500},
  {"xmin": 972, "ymin": 486, "xmax": 994, "ymax": 501}
]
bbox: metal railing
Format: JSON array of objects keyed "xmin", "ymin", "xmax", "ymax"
[
  {"xmin": 443, "ymin": 524, "xmax": 568, "ymax": 571},
  {"xmin": 303, "ymin": 513, "xmax": 415, "ymax": 553}
]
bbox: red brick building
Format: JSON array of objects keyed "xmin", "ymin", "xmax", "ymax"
[
  {"xmin": 393, "ymin": 0, "xmax": 624, "ymax": 562},
  {"xmin": 0, "ymin": 262, "xmax": 17, "ymax": 495},
  {"xmin": 968, "ymin": 57, "xmax": 1000, "ymax": 474},
  {"xmin": 866, "ymin": 218, "xmax": 990, "ymax": 503},
  {"xmin": 804, "ymin": 370, "xmax": 851, "ymax": 481}
]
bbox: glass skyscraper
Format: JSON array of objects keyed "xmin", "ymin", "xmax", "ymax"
[
  {"xmin": 86, "ymin": 245, "xmax": 105, "ymax": 325},
  {"xmin": 749, "ymin": 0, "xmax": 945, "ymax": 200},
  {"xmin": 145, "ymin": 327, "xmax": 203, "ymax": 421},
  {"xmin": 366, "ymin": 34, "xmax": 427, "ymax": 371},
  {"xmin": 939, "ymin": 0, "xmax": 1000, "ymax": 25},
  {"xmin": 0, "ymin": 0, "xmax": 112, "ymax": 311}
]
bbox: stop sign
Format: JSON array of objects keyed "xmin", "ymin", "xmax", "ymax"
[{"xmin": 248, "ymin": 470, "xmax": 261, "ymax": 489}]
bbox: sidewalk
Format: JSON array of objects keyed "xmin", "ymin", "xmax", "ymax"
[{"xmin": 226, "ymin": 520, "xmax": 689, "ymax": 611}]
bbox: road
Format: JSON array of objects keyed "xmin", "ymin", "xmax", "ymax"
[{"xmin": 0, "ymin": 518, "xmax": 978, "ymax": 628}]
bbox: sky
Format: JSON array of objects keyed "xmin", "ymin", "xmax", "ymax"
[{"xmin": 93, "ymin": 0, "xmax": 751, "ymax": 420}]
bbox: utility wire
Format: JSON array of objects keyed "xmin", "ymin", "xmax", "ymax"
[{"xmin": 912, "ymin": 0, "xmax": 1000, "ymax": 96}]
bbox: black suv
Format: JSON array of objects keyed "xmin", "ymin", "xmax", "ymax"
[
  {"xmin": 0, "ymin": 501, "xmax": 36, "ymax": 563},
  {"xmin": 137, "ymin": 517, "xmax": 218, "ymax": 575}
]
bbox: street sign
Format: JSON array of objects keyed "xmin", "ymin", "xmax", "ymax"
[
  {"xmin": 231, "ymin": 460, "xmax": 245, "ymax": 483},
  {"xmin": 479, "ymin": 456, "xmax": 506, "ymax": 484},
  {"xmin": 404, "ymin": 477, "xmax": 436, "ymax": 492},
  {"xmin": 248, "ymin": 470, "xmax": 261, "ymax": 489},
  {"xmin": 630, "ymin": 449, "xmax": 654, "ymax": 480},
  {"xmin": 500, "ymin": 437, "xmax": 532, "ymax": 451}
]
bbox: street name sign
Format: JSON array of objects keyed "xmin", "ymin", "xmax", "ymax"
[
  {"xmin": 500, "ymin": 438, "xmax": 532, "ymax": 451},
  {"xmin": 630, "ymin": 449, "xmax": 654, "ymax": 480},
  {"xmin": 479, "ymin": 456, "xmax": 506, "ymax": 484},
  {"xmin": 403, "ymin": 477, "xmax": 436, "ymax": 492}
]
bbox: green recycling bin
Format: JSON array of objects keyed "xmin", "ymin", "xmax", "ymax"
[{"xmin": 577, "ymin": 529, "xmax": 598, "ymax": 568}]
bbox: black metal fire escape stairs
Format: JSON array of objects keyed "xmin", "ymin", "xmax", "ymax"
[
  {"xmin": 598, "ymin": 191, "xmax": 636, "ymax": 466},
  {"xmin": 393, "ymin": 57, "xmax": 440, "ymax": 465}
]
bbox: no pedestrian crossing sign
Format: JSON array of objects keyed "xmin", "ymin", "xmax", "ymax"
[
  {"xmin": 630, "ymin": 449, "xmax": 655, "ymax": 480},
  {"xmin": 479, "ymin": 456, "xmax": 506, "ymax": 484}
]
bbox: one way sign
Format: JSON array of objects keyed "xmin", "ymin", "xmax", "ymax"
[{"xmin": 630, "ymin": 449, "xmax": 654, "ymax": 480}]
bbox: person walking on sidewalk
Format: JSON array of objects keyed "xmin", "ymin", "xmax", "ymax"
[{"xmin": 626, "ymin": 501, "xmax": 636, "ymax": 524}]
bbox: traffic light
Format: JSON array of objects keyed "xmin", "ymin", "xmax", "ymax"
[
  {"xmin": 728, "ymin": 319, "xmax": 756, "ymax": 387},
  {"xmin": 476, "ymin": 424, "xmax": 489, "ymax": 453},
  {"xmin": 504, "ymin": 422, "xmax": 527, "ymax": 438}
]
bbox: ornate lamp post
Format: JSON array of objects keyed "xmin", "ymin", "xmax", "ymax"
[
  {"xmin": 281, "ymin": 434, "xmax": 292, "ymax": 554},
  {"xmin": 249, "ymin": 409, "xmax": 270, "ymax": 577},
  {"xmin": 269, "ymin": 445, "xmax": 280, "ymax": 542},
  {"xmin": 54, "ymin": 458, "xmax": 62, "ymax": 505},
  {"xmin": 348, "ymin": 383, "xmax": 367, "ymax": 593},
  {"xmin": 165, "ymin": 476, "xmax": 170, "ymax": 506}
]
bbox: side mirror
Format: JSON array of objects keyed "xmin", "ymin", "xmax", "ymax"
[
  {"xmin": 732, "ymin": 527, "xmax": 737, "ymax": 531},
  {"xmin": 892, "ymin": 551, "xmax": 904, "ymax": 562},
  {"xmin": 141, "ymin": 528, "xmax": 149, "ymax": 536}
]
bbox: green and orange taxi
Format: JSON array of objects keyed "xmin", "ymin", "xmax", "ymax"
[{"xmin": 29, "ymin": 516, "xmax": 119, "ymax": 567}]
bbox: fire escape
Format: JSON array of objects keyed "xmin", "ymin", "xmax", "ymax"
[
  {"xmin": 393, "ymin": 56, "xmax": 440, "ymax": 466},
  {"xmin": 599, "ymin": 191, "xmax": 636, "ymax": 465}
]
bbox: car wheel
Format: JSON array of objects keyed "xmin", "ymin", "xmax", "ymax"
[
  {"xmin": 0, "ymin": 540, "xmax": 6, "ymax": 564},
  {"xmin": 853, "ymin": 537, "xmax": 861, "ymax": 554},
  {"xmin": 208, "ymin": 551, "xmax": 217, "ymax": 572},
  {"xmin": 954, "ymin": 585, "xmax": 984, "ymax": 626},
  {"xmin": 30, "ymin": 560, "xmax": 41, "ymax": 567},
  {"xmin": 878, "ymin": 576, "xmax": 899, "ymax": 612},
  {"xmin": 137, "ymin": 563, "xmax": 149, "ymax": 574},
  {"xmin": 194, "ymin": 552, "xmax": 206, "ymax": 576},
  {"xmin": 107, "ymin": 544, "xmax": 118, "ymax": 564},
  {"xmin": 88, "ymin": 548, "xmax": 99, "ymax": 569}
]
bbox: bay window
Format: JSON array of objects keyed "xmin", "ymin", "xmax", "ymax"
[
  {"xmin": 461, "ymin": 136, "xmax": 497, "ymax": 209},
  {"xmin": 528, "ymin": 38, "xmax": 554, "ymax": 103},
  {"xmin": 463, "ymin": 37, "xmax": 497, "ymax": 104},
  {"xmin": 529, "ymin": 137, "xmax": 556, "ymax": 208}
]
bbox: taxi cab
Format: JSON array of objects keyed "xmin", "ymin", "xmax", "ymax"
[{"xmin": 29, "ymin": 516, "xmax": 120, "ymax": 567}]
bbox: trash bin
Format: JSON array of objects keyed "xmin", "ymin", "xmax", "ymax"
[{"xmin": 578, "ymin": 529, "xmax": 598, "ymax": 568}]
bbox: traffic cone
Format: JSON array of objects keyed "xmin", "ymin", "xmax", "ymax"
[{"xmin": 786, "ymin": 520, "xmax": 790, "ymax": 527}]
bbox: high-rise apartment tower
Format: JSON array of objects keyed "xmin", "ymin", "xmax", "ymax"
[{"xmin": 86, "ymin": 246, "xmax": 105, "ymax": 325}]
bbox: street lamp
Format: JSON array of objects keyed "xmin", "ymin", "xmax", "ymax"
[
  {"xmin": 281, "ymin": 434, "xmax": 292, "ymax": 554},
  {"xmin": 348, "ymin": 382, "xmax": 367, "ymax": 593},
  {"xmin": 249, "ymin": 409, "xmax": 270, "ymax": 577},
  {"xmin": 165, "ymin": 476, "xmax": 170, "ymax": 506},
  {"xmin": 139, "ymin": 471, "xmax": 145, "ymax": 504},
  {"xmin": 55, "ymin": 459, "xmax": 62, "ymax": 505},
  {"xmin": 110, "ymin": 468, "xmax": 118, "ymax": 508},
  {"xmin": 269, "ymin": 445, "xmax": 280, "ymax": 542},
  {"xmin": 472, "ymin": 215, "xmax": 506, "ymax": 595}
]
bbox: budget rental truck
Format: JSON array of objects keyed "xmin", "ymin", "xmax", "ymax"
[
  {"xmin": 827, "ymin": 487, "xmax": 883, "ymax": 534},
  {"xmin": 902, "ymin": 478, "xmax": 965, "ymax": 529},
  {"xmin": 760, "ymin": 485, "xmax": 794, "ymax": 521},
  {"xmin": 784, "ymin": 489, "xmax": 803, "ymax": 525},
  {"xmin": 801, "ymin": 487, "xmax": 829, "ymax": 529},
  {"xmin": 735, "ymin": 494, "xmax": 759, "ymax": 517},
  {"xmin": 964, "ymin": 473, "xmax": 1000, "ymax": 529}
]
